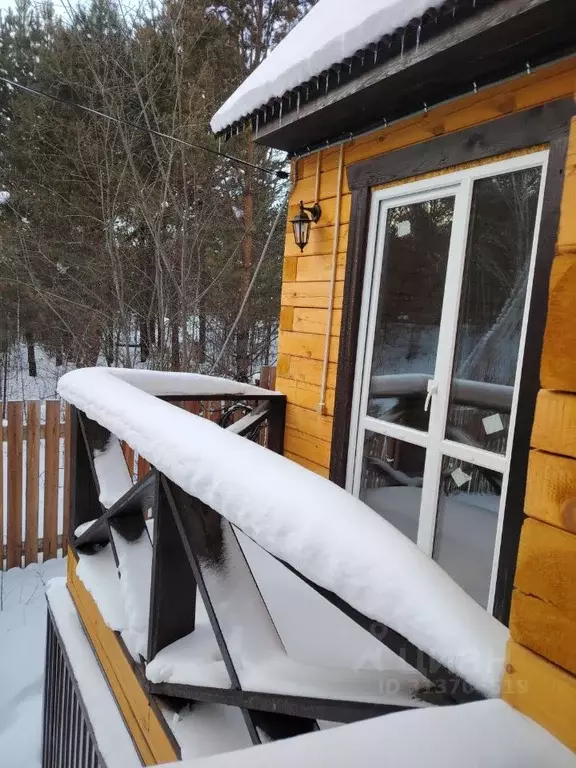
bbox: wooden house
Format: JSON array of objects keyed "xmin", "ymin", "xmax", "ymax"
[
  {"xmin": 211, "ymin": 0, "xmax": 576, "ymax": 754},
  {"xmin": 42, "ymin": 1, "xmax": 576, "ymax": 765}
]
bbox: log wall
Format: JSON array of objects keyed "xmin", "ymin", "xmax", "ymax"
[
  {"xmin": 277, "ymin": 57, "xmax": 576, "ymax": 479},
  {"xmin": 276, "ymin": 56, "xmax": 576, "ymax": 749}
]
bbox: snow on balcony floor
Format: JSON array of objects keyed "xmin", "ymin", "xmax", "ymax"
[{"xmin": 0, "ymin": 558, "xmax": 66, "ymax": 768}]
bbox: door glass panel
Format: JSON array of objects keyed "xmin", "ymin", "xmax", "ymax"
[
  {"xmin": 359, "ymin": 430, "xmax": 426, "ymax": 543},
  {"xmin": 446, "ymin": 167, "xmax": 543, "ymax": 453},
  {"xmin": 368, "ymin": 196, "xmax": 455, "ymax": 431},
  {"xmin": 433, "ymin": 456, "xmax": 502, "ymax": 607}
]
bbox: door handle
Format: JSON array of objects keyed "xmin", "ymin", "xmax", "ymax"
[{"xmin": 424, "ymin": 379, "xmax": 438, "ymax": 412}]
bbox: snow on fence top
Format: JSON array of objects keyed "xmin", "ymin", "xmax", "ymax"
[
  {"xmin": 210, "ymin": 0, "xmax": 446, "ymax": 134},
  {"xmin": 58, "ymin": 367, "xmax": 508, "ymax": 698}
]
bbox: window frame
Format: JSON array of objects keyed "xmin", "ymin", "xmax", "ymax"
[
  {"xmin": 346, "ymin": 152, "xmax": 549, "ymax": 612},
  {"xmin": 329, "ymin": 98, "xmax": 575, "ymax": 624}
]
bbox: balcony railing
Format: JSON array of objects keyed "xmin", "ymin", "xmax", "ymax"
[{"xmin": 43, "ymin": 368, "xmax": 508, "ymax": 763}]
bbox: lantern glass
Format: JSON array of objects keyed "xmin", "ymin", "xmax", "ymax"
[{"xmin": 292, "ymin": 212, "xmax": 311, "ymax": 252}]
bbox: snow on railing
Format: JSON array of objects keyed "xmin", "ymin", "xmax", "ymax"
[{"xmin": 58, "ymin": 367, "xmax": 508, "ymax": 699}]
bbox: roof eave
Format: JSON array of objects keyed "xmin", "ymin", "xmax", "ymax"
[{"xmin": 222, "ymin": 0, "xmax": 574, "ymax": 154}]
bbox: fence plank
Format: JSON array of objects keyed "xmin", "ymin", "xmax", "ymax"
[
  {"xmin": 62, "ymin": 404, "xmax": 71, "ymax": 554},
  {"xmin": 7, "ymin": 402, "xmax": 23, "ymax": 569},
  {"xmin": 0, "ymin": 418, "xmax": 3, "ymax": 566},
  {"xmin": 137, "ymin": 454, "xmax": 150, "ymax": 481},
  {"xmin": 25, "ymin": 401, "xmax": 41, "ymax": 565},
  {"xmin": 123, "ymin": 443, "xmax": 135, "ymax": 481},
  {"xmin": 43, "ymin": 401, "xmax": 60, "ymax": 560}
]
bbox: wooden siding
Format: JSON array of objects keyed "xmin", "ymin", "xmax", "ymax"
[
  {"xmin": 277, "ymin": 57, "xmax": 576, "ymax": 476},
  {"xmin": 276, "ymin": 56, "xmax": 576, "ymax": 748},
  {"xmin": 501, "ymin": 116, "xmax": 576, "ymax": 749},
  {"xmin": 67, "ymin": 551, "xmax": 179, "ymax": 766}
]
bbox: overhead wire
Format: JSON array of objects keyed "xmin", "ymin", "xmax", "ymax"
[
  {"xmin": 210, "ymin": 191, "xmax": 290, "ymax": 375},
  {"xmin": 0, "ymin": 75, "xmax": 289, "ymax": 179}
]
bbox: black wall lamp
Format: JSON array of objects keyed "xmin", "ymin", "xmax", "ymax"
[{"xmin": 291, "ymin": 201, "xmax": 322, "ymax": 252}]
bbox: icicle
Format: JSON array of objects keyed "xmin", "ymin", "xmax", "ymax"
[
  {"xmin": 218, "ymin": 136, "xmax": 222, "ymax": 152},
  {"xmin": 400, "ymin": 31, "xmax": 405, "ymax": 57},
  {"xmin": 423, "ymin": 102, "xmax": 428, "ymax": 115},
  {"xmin": 473, "ymin": 81, "xmax": 478, "ymax": 94},
  {"xmin": 526, "ymin": 61, "xmax": 532, "ymax": 75},
  {"xmin": 349, "ymin": 60, "xmax": 353, "ymax": 74},
  {"xmin": 297, "ymin": 90, "xmax": 301, "ymax": 113},
  {"xmin": 416, "ymin": 22, "xmax": 422, "ymax": 49},
  {"xmin": 325, "ymin": 73, "xmax": 329, "ymax": 94},
  {"xmin": 279, "ymin": 99, "xmax": 283, "ymax": 124},
  {"xmin": 255, "ymin": 112, "xmax": 259, "ymax": 137},
  {"xmin": 373, "ymin": 45, "xmax": 378, "ymax": 64},
  {"xmin": 336, "ymin": 66, "xmax": 341, "ymax": 85}
]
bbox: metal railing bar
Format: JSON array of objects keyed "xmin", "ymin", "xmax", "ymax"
[
  {"xmin": 158, "ymin": 393, "xmax": 285, "ymax": 403},
  {"xmin": 74, "ymin": 471, "xmax": 155, "ymax": 551},
  {"xmin": 273, "ymin": 556, "xmax": 482, "ymax": 705},
  {"xmin": 225, "ymin": 402, "xmax": 270, "ymax": 436},
  {"xmin": 147, "ymin": 681, "xmax": 416, "ymax": 723},
  {"xmin": 160, "ymin": 476, "xmax": 272, "ymax": 746}
]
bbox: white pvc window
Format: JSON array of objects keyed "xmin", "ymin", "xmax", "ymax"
[{"xmin": 347, "ymin": 151, "xmax": 549, "ymax": 613}]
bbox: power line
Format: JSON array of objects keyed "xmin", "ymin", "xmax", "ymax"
[
  {"xmin": 0, "ymin": 75, "xmax": 289, "ymax": 179},
  {"xmin": 210, "ymin": 191, "xmax": 289, "ymax": 375}
]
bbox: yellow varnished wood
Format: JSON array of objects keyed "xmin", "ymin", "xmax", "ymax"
[
  {"xmin": 541, "ymin": 253, "xmax": 576, "ymax": 392},
  {"xmin": 510, "ymin": 590, "xmax": 576, "ymax": 678},
  {"xmin": 502, "ymin": 640, "xmax": 576, "ymax": 751},
  {"xmin": 532, "ymin": 390, "xmax": 576, "ymax": 458},
  {"xmin": 514, "ymin": 519, "xmax": 576, "ymax": 619},
  {"xmin": 525, "ymin": 450, "xmax": 576, "ymax": 533},
  {"xmin": 67, "ymin": 551, "xmax": 179, "ymax": 765},
  {"xmin": 278, "ymin": 59, "xmax": 576, "ymax": 476}
]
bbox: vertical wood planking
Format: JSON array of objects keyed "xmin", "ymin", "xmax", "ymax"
[
  {"xmin": 123, "ymin": 443, "xmax": 135, "ymax": 481},
  {"xmin": 43, "ymin": 400, "xmax": 59, "ymax": 560},
  {"xmin": 25, "ymin": 401, "xmax": 40, "ymax": 565},
  {"xmin": 137, "ymin": 454, "xmax": 150, "ymax": 481},
  {"xmin": 0, "ymin": 418, "xmax": 3, "ymax": 567},
  {"xmin": 62, "ymin": 404, "xmax": 71, "ymax": 554},
  {"xmin": 7, "ymin": 402, "xmax": 23, "ymax": 569}
]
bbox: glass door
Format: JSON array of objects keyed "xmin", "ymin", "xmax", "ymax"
[{"xmin": 348, "ymin": 152, "xmax": 548, "ymax": 612}]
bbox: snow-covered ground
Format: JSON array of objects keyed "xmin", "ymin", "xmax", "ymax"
[{"xmin": 0, "ymin": 559, "xmax": 66, "ymax": 768}]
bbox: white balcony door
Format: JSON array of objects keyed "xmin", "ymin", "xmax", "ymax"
[{"xmin": 347, "ymin": 152, "xmax": 549, "ymax": 613}]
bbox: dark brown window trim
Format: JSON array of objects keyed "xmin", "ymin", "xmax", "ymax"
[{"xmin": 330, "ymin": 98, "xmax": 575, "ymax": 625}]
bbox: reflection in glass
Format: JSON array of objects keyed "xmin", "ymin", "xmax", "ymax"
[
  {"xmin": 433, "ymin": 457, "xmax": 501, "ymax": 607},
  {"xmin": 446, "ymin": 167, "xmax": 543, "ymax": 453},
  {"xmin": 368, "ymin": 197, "xmax": 455, "ymax": 431},
  {"xmin": 360, "ymin": 430, "xmax": 426, "ymax": 543}
]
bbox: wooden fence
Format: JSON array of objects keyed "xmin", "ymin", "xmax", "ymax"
[
  {"xmin": 1, "ymin": 400, "xmax": 70, "ymax": 570},
  {"xmin": 1, "ymin": 366, "xmax": 277, "ymax": 570}
]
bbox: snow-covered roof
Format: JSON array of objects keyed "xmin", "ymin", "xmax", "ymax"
[{"xmin": 210, "ymin": 0, "xmax": 447, "ymax": 135}]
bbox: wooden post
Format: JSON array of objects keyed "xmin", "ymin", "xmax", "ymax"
[
  {"xmin": 147, "ymin": 472, "xmax": 197, "ymax": 661},
  {"xmin": 7, "ymin": 402, "xmax": 23, "ymax": 569},
  {"xmin": 266, "ymin": 396, "xmax": 286, "ymax": 455},
  {"xmin": 123, "ymin": 443, "xmax": 135, "ymax": 481},
  {"xmin": 260, "ymin": 365, "xmax": 277, "ymax": 391},
  {"xmin": 68, "ymin": 406, "xmax": 102, "ymax": 545},
  {"xmin": 43, "ymin": 401, "xmax": 60, "ymax": 560},
  {"xmin": 137, "ymin": 454, "xmax": 150, "ymax": 481},
  {"xmin": 25, "ymin": 401, "xmax": 41, "ymax": 565}
]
